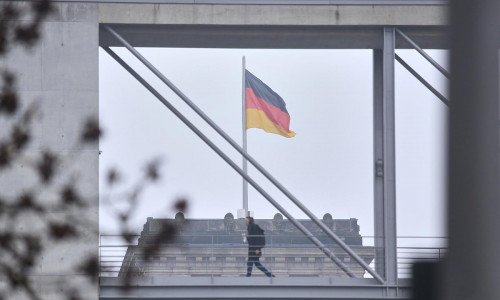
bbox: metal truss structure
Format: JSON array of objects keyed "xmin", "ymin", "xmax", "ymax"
[
  {"xmin": 96, "ymin": 0, "xmax": 500, "ymax": 299},
  {"xmin": 99, "ymin": 22, "xmax": 449, "ymax": 300}
]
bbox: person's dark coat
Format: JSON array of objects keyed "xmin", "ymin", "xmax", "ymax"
[{"xmin": 247, "ymin": 223, "xmax": 262, "ymax": 252}]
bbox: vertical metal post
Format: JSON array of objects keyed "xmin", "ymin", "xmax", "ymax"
[
  {"xmin": 378, "ymin": 26, "xmax": 398, "ymax": 287},
  {"xmin": 373, "ymin": 49, "xmax": 386, "ymax": 278},
  {"xmin": 383, "ymin": 26, "xmax": 398, "ymax": 287},
  {"xmin": 242, "ymin": 57, "xmax": 248, "ymax": 213},
  {"xmin": 444, "ymin": 1, "xmax": 500, "ymax": 300}
]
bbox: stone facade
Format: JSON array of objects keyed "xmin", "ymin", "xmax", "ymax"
[{"xmin": 119, "ymin": 213, "xmax": 374, "ymax": 278}]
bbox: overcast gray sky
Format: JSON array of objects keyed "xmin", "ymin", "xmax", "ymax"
[{"xmin": 98, "ymin": 47, "xmax": 448, "ymax": 241}]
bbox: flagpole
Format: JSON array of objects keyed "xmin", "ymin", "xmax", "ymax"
[{"xmin": 242, "ymin": 56, "xmax": 248, "ymax": 214}]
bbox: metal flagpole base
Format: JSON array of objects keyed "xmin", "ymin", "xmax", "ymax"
[{"xmin": 237, "ymin": 209, "xmax": 247, "ymax": 219}]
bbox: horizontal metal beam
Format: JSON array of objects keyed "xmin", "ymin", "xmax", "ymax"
[
  {"xmin": 99, "ymin": 24, "xmax": 450, "ymax": 49},
  {"xmin": 53, "ymin": 0, "xmax": 448, "ymax": 5},
  {"xmin": 100, "ymin": 277, "xmax": 412, "ymax": 300}
]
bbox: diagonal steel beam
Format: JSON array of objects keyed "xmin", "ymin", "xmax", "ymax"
[
  {"xmin": 396, "ymin": 28, "xmax": 450, "ymax": 79},
  {"xmin": 103, "ymin": 25, "xmax": 385, "ymax": 284},
  {"xmin": 395, "ymin": 54, "xmax": 450, "ymax": 106},
  {"xmin": 102, "ymin": 46, "xmax": 360, "ymax": 280}
]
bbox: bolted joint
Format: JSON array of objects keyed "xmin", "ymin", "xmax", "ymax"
[{"xmin": 376, "ymin": 159, "xmax": 384, "ymax": 177}]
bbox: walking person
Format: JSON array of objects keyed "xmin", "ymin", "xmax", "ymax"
[{"xmin": 245, "ymin": 217, "xmax": 275, "ymax": 277}]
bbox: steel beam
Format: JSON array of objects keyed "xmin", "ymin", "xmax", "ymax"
[
  {"xmin": 99, "ymin": 277, "xmax": 412, "ymax": 300},
  {"xmin": 372, "ymin": 27, "xmax": 398, "ymax": 286},
  {"xmin": 382, "ymin": 27, "xmax": 398, "ymax": 286},
  {"xmin": 373, "ymin": 49, "xmax": 386, "ymax": 279},
  {"xmin": 57, "ymin": 0, "xmax": 447, "ymax": 4},
  {"xmin": 395, "ymin": 28, "xmax": 450, "ymax": 79},
  {"xmin": 395, "ymin": 54, "xmax": 449, "ymax": 106},
  {"xmin": 99, "ymin": 24, "xmax": 449, "ymax": 50}
]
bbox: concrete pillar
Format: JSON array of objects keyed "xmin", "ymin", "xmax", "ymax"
[
  {"xmin": 1, "ymin": 2, "xmax": 99, "ymax": 299},
  {"xmin": 444, "ymin": 1, "xmax": 500, "ymax": 300}
]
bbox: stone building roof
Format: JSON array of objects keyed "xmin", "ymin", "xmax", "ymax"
[{"xmin": 138, "ymin": 212, "xmax": 363, "ymax": 247}]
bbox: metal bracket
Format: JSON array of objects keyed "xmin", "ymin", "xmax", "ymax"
[{"xmin": 376, "ymin": 159, "xmax": 384, "ymax": 177}]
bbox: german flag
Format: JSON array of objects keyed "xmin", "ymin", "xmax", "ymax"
[{"xmin": 245, "ymin": 70, "xmax": 296, "ymax": 138}]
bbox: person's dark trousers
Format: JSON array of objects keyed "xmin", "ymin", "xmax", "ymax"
[{"xmin": 246, "ymin": 249, "xmax": 273, "ymax": 277}]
